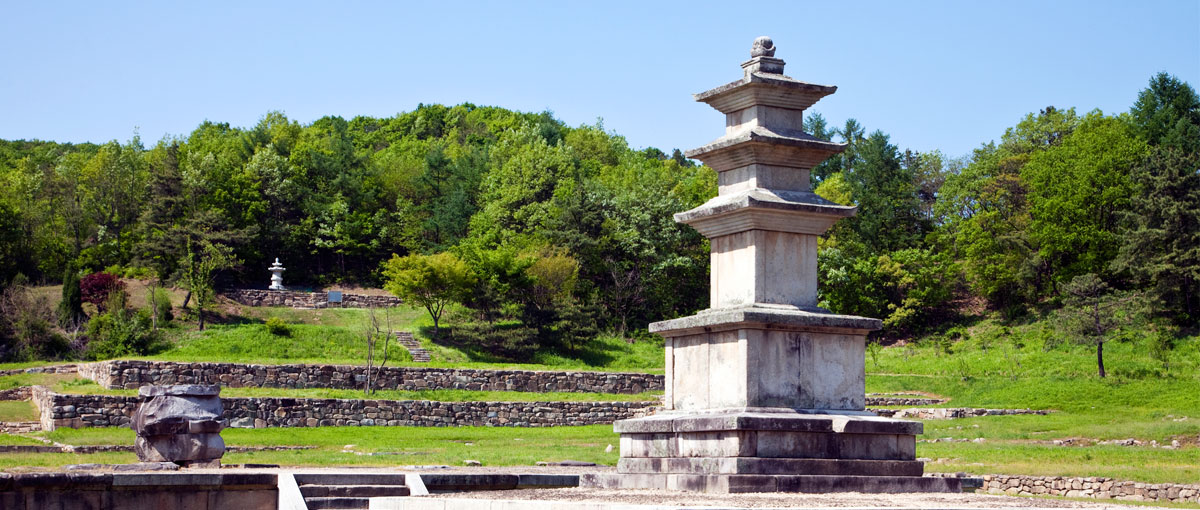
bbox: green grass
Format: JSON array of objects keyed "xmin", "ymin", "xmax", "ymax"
[
  {"xmin": 0, "ymin": 434, "xmax": 45, "ymax": 446},
  {"xmin": 859, "ymin": 317, "xmax": 1200, "ymax": 485},
  {"xmin": 148, "ymin": 321, "xmax": 413, "ymax": 366},
  {"xmin": 0, "ymin": 372, "xmax": 77, "ymax": 391},
  {"xmin": 32, "ymin": 425, "xmax": 620, "ymax": 468},
  {"xmin": 0, "ymin": 452, "xmax": 135, "ymax": 471},
  {"xmin": 919, "ymin": 441, "xmax": 1200, "ymax": 484},
  {"xmin": 0, "ymin": 400, "xmax": 38, "ymax": 422},
  {"xmin": 38, "ymin": 427, "xmax": 134, "ymax": 446},
  {"xmin": 144, "ymin": 306, "xmax": 665, "ymax": 373}
]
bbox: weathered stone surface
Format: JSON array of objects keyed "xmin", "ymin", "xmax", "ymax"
[
  {"xmin": 606, "ymin": 38, "xmax": 934, "ymax": 493},
  {"xmin": 0, "ymin": 472, "xmax": 278, "ymax": 510},
  {"xmin": 33, "ymin": 387, "xmax": 656, "ymax": 431},
  {"xmin": 79, "ymin": 359, "xmax": 661, "ymax": 394},
  {"xmin": 223, "ymin": 288, "xmax": 402, "ymax": 309},
  {"xmin": 132, "ymin": 385, "xmax": 226, "ymax": 464},
  {"xmin": 977, "ymin": 474, "xmax": 1200, "ymax": 503}
]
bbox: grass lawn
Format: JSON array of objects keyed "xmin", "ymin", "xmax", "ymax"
[
  {"xmin": 24, "ymin": 425, "xmax": 619, "ymax": 469},
  {"xmin": 0, "ymin": 434, "xmax": 45, "ymax": 446},
  {"xmin": 0, "ymin": 400, "xmax": 38, "ymax": 422},
  {"xmin": 861, "ymin": 318, "xmax": 1200, "ymax": 485},
  {"xmin": 140, "ymin": 306, "xmax": 664, "ymax": 373}
]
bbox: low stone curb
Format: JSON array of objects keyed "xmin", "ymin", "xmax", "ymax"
[
  {"xmin": 874, "ymin": 407, "xmax": 1049, "ymax": 419},
  {"xmin": 980, "ymin": 474, "xmax": 1200, "ymax": 503}
]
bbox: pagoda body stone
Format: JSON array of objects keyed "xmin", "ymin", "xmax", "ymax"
[{"xmin": 581, "ymin": 37, "xmax": 961, "ymax": 494}]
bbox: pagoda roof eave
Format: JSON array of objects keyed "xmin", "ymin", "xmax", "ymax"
[
  {"xmin": 675, "ymin": 188, "xmax": 857, "ymax": 224},
  {"xmin": 685, "ymin": 127, "xmax": 846, "ymax": 160},
  {"xmin": 694, "ymin": 72, "xmax": 838, "ymax": 103}
]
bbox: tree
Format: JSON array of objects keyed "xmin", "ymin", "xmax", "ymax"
[
  {"xmin": 843, "ymin": 131, "xmax": 927, "ymax": 254},
  {"xmin": 179, "ymin": 241, "xmax": 237, "ymax": 331},
  {"xmin": 362, "ymin": 306, "xmax": 392, "ymax": 396},
  {"xmin": 1056, "ymin": 274, "xmax": 1144, "ymax": 378},
  {"xmin": 381, "ymin": 252, "xmax": 474, "ymax": 338},
  {"xmin": 57, "ymin": 265, "xmax": 84, "ymax": 328},
  {"xmin": 1022, "ymin": 113, "xmax": 1148, "ymax": 284},
  {"xmin": 1130, "ymin": 72, "xmax": 1200, "ymax": 153},
  {"xmin": 80, "ymin": 272, "xmax": 126, "ymax": 313},
  {"xmin": 934, "ymin": 107, "xmax": 1082, "ymax": 309},
  {"xmin": 135, "ymin": 142, "xmax": 187, "ymax": 283},
  {"xmin": 1114, "ymin": 148, "xmax": 1200, "ymax": 325}
]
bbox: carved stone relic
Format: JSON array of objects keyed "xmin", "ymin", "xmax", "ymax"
[{"xmin": 132, "ymin": 385, "xmax": 226, "ymax": 467}]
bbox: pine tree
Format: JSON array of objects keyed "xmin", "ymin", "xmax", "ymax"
[
  {"xmin": 1114, "ymin": 148, "xmax": 1200, "ymax": 326},
  {"xmin": 57, "ymin": 265, "xmax": 84, "ymax": 328},
  {"xmin": 1130, "ymin": 72, "xmax": 1200, "ymax": 153}
]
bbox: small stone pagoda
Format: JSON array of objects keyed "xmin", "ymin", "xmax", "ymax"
[{"xmin": 581, "ymin": 37, "xmax": 962, "ymax": 494}]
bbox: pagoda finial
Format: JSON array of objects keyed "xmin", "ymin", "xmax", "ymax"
[{"xmin": 750, "ymin": 36, "xmax": 775, "ymax": 58}]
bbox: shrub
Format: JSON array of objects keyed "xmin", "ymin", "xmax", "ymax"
[
  {"xmin": 0, "ymin": 284, "xmax": 72, "ymax": 361},
  {"xmin": 264, "ymin": 317, "xmax": 291, "ymax": 337},
  {"xmin": 148, "ymin": 287, "xmax": 173, "ymax": 324},
  {"xmin": 83, "ymin": 307, "xmax": 164, "ymax": 360},
  {"xmin": 80, "ymin": 272, "xmax": 126, "ymax": 313}
]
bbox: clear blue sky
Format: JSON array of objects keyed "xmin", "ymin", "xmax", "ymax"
[{"xmin": 2, "ymin": 1, "xmax": 1197, "ymax": 159}]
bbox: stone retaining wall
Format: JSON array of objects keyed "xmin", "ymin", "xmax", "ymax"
[
  {"xmin": 79, "ymin": 360, "xmax": 664, "ymax": 394},
  {"xmin": 864, "ymin": 395, "xmax": 945, "ymax": 406},
  {"xmin": 223, "ymin": 289, "xmax": 402, "ymax": 308},
  {"xmin": 32, "ymin": 387, "xmax": 657, "ymax": 430},
  {"xmin": 981, "ymin": 474, "xmax": 1199, "ymax": 503},
  {"xmin": 0, "ymin": 365, "xmax": 79, "ymax": 377},
  {"xmin": 0, "ymin": 387, "xmax": 32, "ymax": 401}
]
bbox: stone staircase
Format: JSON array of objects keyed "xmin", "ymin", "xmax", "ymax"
[
  {"xmin": 394, "ymin": 332, "xmax": 430, "ymax": 362},
  {"xmin": 0, "ymin": 421, "xmax": 41, "ymax": 434},
  {"xmin": 295, "ymin": 473, "xmax": 411, "ymax": 509}
]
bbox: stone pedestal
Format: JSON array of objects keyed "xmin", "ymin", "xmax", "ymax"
[
  {"xmin": 132, "ymin": 385, "xmax": 226, "ymax": 468},
  {"xmin": 582, "ymin": 37, "xmax": 960, "ymax": 494}
]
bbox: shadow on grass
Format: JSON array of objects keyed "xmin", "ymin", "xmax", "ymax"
[{"xmin": 423, "ymin": 324, "xmax": 622, "ymax": 367}]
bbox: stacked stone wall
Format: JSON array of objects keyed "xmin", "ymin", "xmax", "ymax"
[
  {"xmin": 980, "ymin": 474, "xmax": 1199, "ymax": 503},
  {"xmin": 32, "ymin": 387, "xmax": 657, "ymax": 430},
  {"xmin": 223, "ymin": 289, "xmax": 402, "ymax": 308},
  {"xmin": 80, "ymin": 360, "xmax": 664, "ymax": 394}
]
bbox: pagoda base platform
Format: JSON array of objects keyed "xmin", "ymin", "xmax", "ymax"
[
  {"xmin": 584, "ymin": 409, "xmax": 958, "ymax": 494},
  {"xmin": 580, "ymin": 473, "xmax": 963, "ymax": 494}
]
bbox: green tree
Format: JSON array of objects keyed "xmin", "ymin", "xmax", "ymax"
[
  {"xmin": 1056, "ymin": 274, "xmax": 1145, "ymax": 378},
  {"xmin": 381, "ymin": 252, "xmax": 475, "ymax": 338},
  {"xmin": 1130, "ymin": 72, "xmax": 1200, "ymax": 153},
  {"xmin": 1114, "ymin": 148, "xmax": 1200, "ymax": 325},
  {"xmin": 934, "ymin": 107, "xmax": 1082, "ymax": 308},
  {"xmin": 1022, "ymin": 113, "xmax": 1148, "ymax": 284},
  {"xmin": 843, "ymin": 131, "xmax": 927, "ymax": 254},
  {"xmin": 57, "ymin": 265, "xmax": 84, "ymax": 328},
  {"xmin": 179, "ymin": 241, "xmax": 238, "ymax": 331}
]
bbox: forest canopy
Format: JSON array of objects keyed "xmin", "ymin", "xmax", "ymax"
[{"xmin": 1, "ymin": 72, "xmax": 1198, "ymax": 363}]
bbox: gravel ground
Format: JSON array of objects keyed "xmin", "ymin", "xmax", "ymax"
[
  {"xmin": 28, "ymin": 465, "xmax": 1177, "ymax": 509},
  {"xmin": 423, "ymin": 487, "xmax": 1171, "ymax": 509}
]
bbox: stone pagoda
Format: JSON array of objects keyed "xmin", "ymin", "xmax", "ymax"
[{"xmin": 581, "ymin": 37, "xmax": 962, "ymax": 494}]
